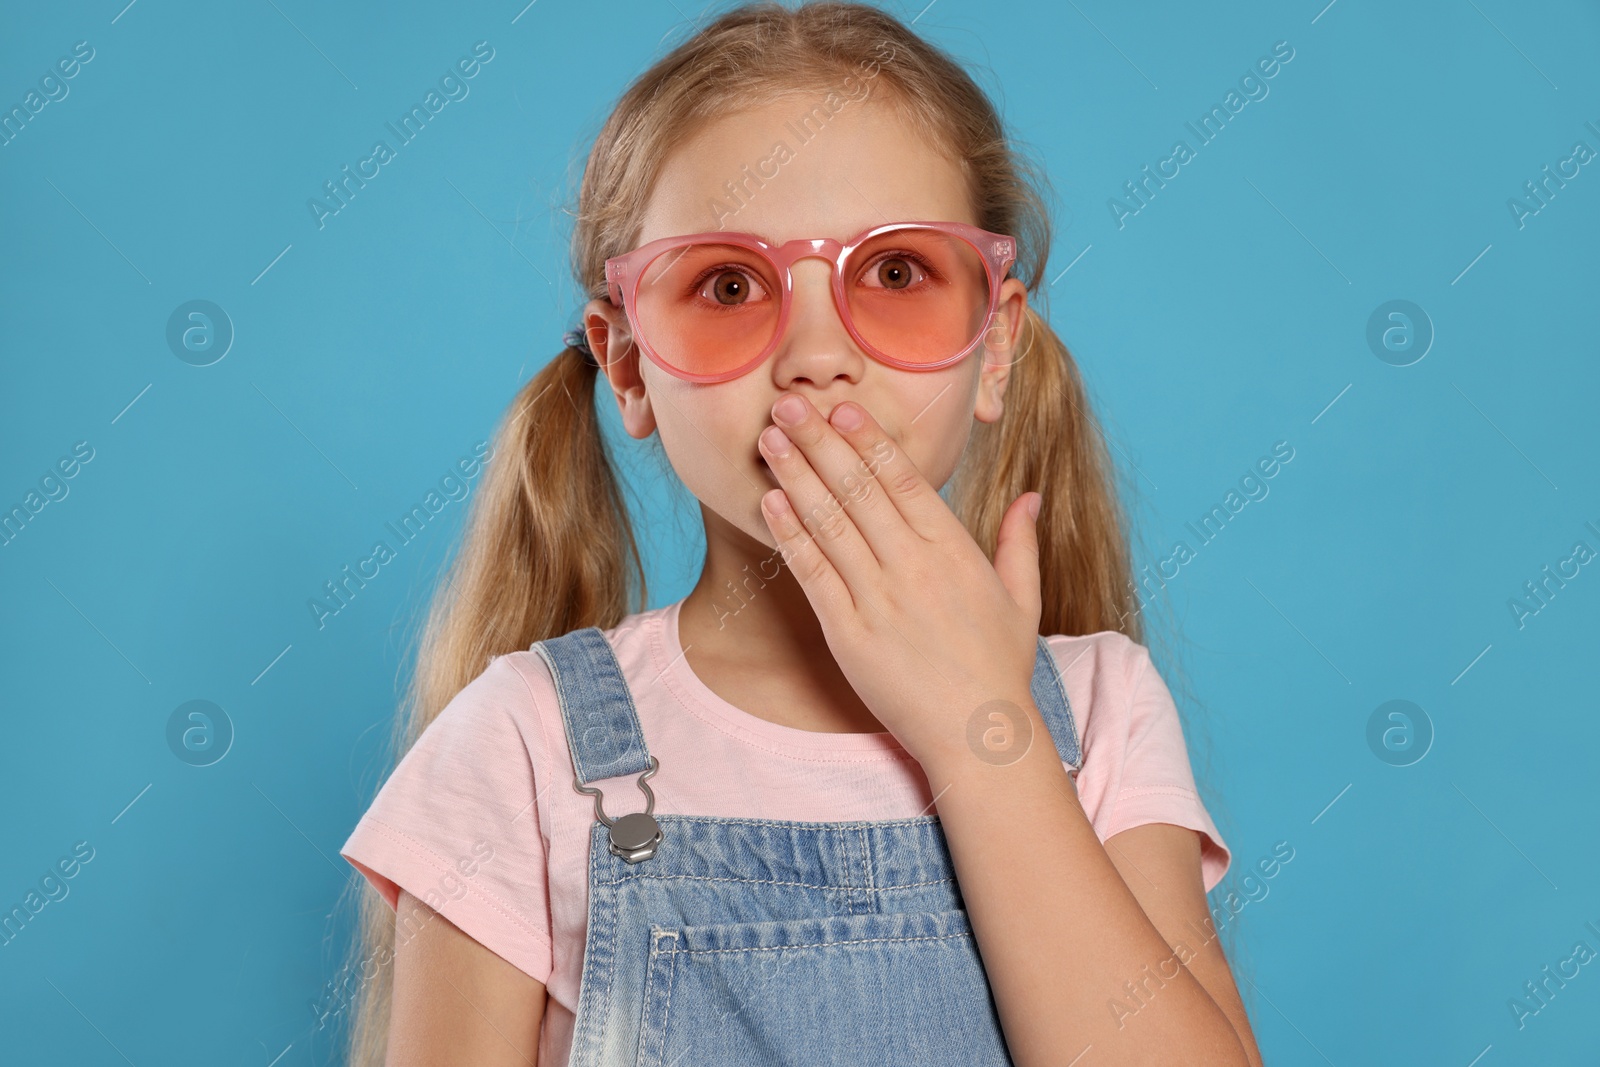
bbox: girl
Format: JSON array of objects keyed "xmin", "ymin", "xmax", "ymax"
[{"xmin": 338, "ymin": 3, "xmax": 1263, "ymax": 1064}]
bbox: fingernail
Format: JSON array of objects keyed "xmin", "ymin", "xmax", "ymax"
[
  {"xmin": 773, "ymin": 395, "xmax": 805, "ymax": 426},
  {"xmin": 830, "ymin": 403, "xmax": 863, "ymax": 431},
  {"xmin": 761, "ymin": 425, "xmax": 792, "ymax": 457},
  {"xmin": 1027, "ymin": 493, "xmax": 1041, "ymax": 520}
]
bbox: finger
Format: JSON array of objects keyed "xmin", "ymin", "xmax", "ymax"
[
  {"xmin": 760, "ymin": 398, "xmax": 878, "ymax": 590},
  {"xmin": 771, "ymin": 391, "xmax": 921, "ymax": 559},
  {"xmin": 992, "ymin": 492, "xmax": 1044, "ymax": 623},
  {"xmin": 759, "ymin": 486, "xmax": 852, "ymax": 609},
  {"xmin": 823, "ymin": 400, "xmax": 956, "ymax": 542}
]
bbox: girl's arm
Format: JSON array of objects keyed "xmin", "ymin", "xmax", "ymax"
[
  {"xmin": 1101, "ymin": 821, "xmax": 1264, "ymax": 1066},
  {"xmin": 388, "ymin": 889, "xmax": 544, "ymax": 1066},
  {"xmin": 925, "ymin": 737, "xmax": 1263, "ymax": 1067},
  {"xmin": 749, "ymin": 397, "xmax": 1262, "ymax": 1062}
]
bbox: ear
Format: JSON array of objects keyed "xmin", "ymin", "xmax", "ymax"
[
  {"xmin": 974, "ymin": 278, "xmax": 1028, "ymax": 425},
  {"xmin": 584, "ymin": 298, "xmax": 657, "ymax": 440}
]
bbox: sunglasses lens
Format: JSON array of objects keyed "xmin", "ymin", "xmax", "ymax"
[
  {"xmin": 630, "ymin": 229, "xmax": 994, "ymax": 380},
  {"xmin": 845, "ymin": 228, "xmax": 991, "ymax": 366},
  {"xmin": 633, "ymin": 243, "xmax": 782, "ymax": 380}
]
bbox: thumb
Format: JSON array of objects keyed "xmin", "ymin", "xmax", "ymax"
[{"xmin": 993, "ymin": 491, "xmax": 1043, "ymax": 619}]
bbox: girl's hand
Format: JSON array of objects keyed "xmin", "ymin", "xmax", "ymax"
[{"xmin": 757, "ymin": 393, "xmax": 1044, "ymax": 771}]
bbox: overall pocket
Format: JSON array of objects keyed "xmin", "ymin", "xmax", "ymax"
[{"xmin": 633, "ymin": 907, "xmax": 1014, "ymax": 1067}]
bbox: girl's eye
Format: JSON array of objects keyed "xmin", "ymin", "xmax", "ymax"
[
  {"xmin": 696, "ymin": 268, "xmax": 771, "ymax": 306},
  {"xmin": 859, "ymin": 252, "xmax": 933, "ymax": 291}
]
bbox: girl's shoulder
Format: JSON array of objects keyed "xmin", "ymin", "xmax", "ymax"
[
  {"xmin": 1037, "ymin": 629, "xmax": 1185, "ymax": 755},
  {"xmin": 449, "ymin": 604, "xmax": 673, "ymax": 736},
  {"xmin": 1040, "ymin": 628, "xmax": 1158, "ymax": 700}
]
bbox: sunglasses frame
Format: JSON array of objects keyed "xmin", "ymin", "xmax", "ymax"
[{"xmin": 602, "ymin": 219, "xmax": 1018, "ymax": 384}]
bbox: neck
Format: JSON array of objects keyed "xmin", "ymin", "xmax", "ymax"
[
  {"xmin": 679, "ymin": 503, "xmax": 824, "ymax": 663},
  {"xmin": 676, "ymin": 504, "xmax": 887, "ymax": 734}
]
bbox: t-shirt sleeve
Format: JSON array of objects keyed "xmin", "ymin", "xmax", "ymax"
[
  {"xmin": 339, "ymin": 653, "xmax": 554, "ymax": 984},
  {"xmin": 1050, "ymin": 633, "xmax": 1232, "ymax": 894}
]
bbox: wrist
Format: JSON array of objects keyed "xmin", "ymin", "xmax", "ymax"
[
  {"xmin": 920, "ymin": 740, "xmax": 1085, "ymax": 825},
  {"xmin": 916, "ymin": 695, "xmax": 1079, "ymax": 799}
]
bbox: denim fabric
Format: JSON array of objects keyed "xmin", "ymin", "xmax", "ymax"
[{"xmin": 532, "ymin": 627, "xmax": 1082, "ymax": 1067}]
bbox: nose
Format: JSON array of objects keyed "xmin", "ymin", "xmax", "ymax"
[{"xmin": 768, "ymin": 253, "xmax": 865, "ymax": 388}]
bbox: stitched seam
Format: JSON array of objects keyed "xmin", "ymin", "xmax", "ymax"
[
  {"xmin": 587, "ymin": 828, "xmax": 621, "ymax": 1062},
  {"xmin": 860, "ymin": 827, "xmax": 876, "ymax": 913},
  {"xmin": 663, "ymin": 686, "xmax": 915, "ymax": 764},
  {"xmin": 534, "ymin": 641, "xmax": 587, "ymax": 785},
  {"xmin": 639, "ymin": 930, "xmax": 676, "ymax": 1067},
  {"xmin": 851, "ymin": 827, "xmax": 869, "ymax": 913},
  {"xmin": 585, "ymin": 628, "xmax": 651, "ymax": 774},
  {"xmin": 1117, "ymin": 786, "xmax": 1202, "ymax": 800},
  {"xmin": 594, "ymin": 872, "xmax": 956, "ymax": 891},
  {"xmin": 636, "ymin": 945, "xmax": 660, "ymax": 1067},
  {"xmin": 360, "ymin": 818, "xmax": 553, "ymax": 951},
  {"xmin": 658, "ymin": 935, "xmax": 678, "ymax": 1067},
  {"xmin": 679, "ymin": 932, "xmax": 973, "ymax": 955}
]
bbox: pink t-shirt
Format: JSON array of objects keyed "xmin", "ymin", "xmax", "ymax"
[{"xmin": 340, "ymin": 596, "xmax": 1230, "ymax": 1066}]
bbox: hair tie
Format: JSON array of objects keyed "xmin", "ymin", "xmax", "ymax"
[{"xmin": 563, "ymin": 326, "xmax": 600, "ymax": 368}]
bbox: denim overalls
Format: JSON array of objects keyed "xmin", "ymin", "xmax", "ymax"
[{"xmin": 532, "ymin": 626, "xmax": 1083, "ymax": 1067}]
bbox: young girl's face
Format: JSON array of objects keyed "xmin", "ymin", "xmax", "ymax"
[{"xmin": 588, "ymin": 91, "xmax": 1028, "ymax": 552}]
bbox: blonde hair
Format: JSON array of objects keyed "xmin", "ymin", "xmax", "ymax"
[{"xmin": 337, "ymin": 3, "xmax": 1151, "ymax": 1062}]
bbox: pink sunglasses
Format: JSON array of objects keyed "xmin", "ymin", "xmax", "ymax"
[{"xmin": 601, "ymin": 220, "xmax": 1018, "ymax": 384}]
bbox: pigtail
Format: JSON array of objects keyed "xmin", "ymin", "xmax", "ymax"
[
  {"xmin": 950, "ymin": 304, "xmax": 1142, "ymax": 644},
  {"xmin": 409, "ymin": 347, "xmax": 644, "ymax": 750},
  {"xmin": 340, "ymin": 344, "xmax": 643, "ymax": 1067}
]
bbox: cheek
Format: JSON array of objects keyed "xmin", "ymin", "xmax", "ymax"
[
  {"xmin": 642, "ymin": 367, "xmax": 738, "ymax": 478},
  {"xmin": 646, "ymin": 380, "xmax": 777, "ymax": 541},
  {"xmin": 653, "ymin": 403, "xmax": 734, "ymax": 487},
  {"xmin": 896, "ymin": 380, "xmax": 978, "ymax": 489},
  {"xmin": 900, "ymin": 422, "xmax": 969, "ymax": 492}
]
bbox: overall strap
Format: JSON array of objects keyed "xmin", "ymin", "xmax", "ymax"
[
  {"xmin": 531, "ymin": 627, "xmax": 654, "ymax": 786},
  {"xmin": 1030, "ymin": 635, "xmax": 1084, "ymax": 773}
]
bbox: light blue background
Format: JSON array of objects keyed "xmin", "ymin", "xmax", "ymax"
[{"xmin": 3, "ymin": 0, "xmax": 1597, "ymax": 1063}]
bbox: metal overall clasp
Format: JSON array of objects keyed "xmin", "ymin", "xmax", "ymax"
[{"xmin": 573, "ymin": 755, "xmax": 663, "ymax": 864}]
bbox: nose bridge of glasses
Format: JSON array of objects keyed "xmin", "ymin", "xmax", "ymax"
[
  {"xmin": 779, "ymin": 241, "xmax": 852, "ymax": 335},
  {"xmin": 773, "ymin": 236, "xmax": 845, "ymax": 276}
]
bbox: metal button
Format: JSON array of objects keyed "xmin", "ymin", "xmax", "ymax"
[{"xmin": 574, "ymin": 755, "xmax": 663, "ymax": 865}]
